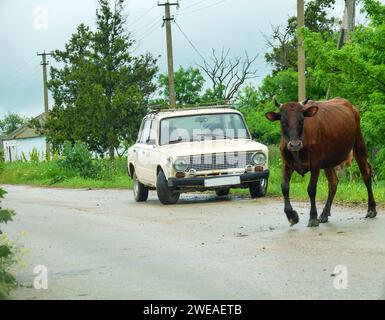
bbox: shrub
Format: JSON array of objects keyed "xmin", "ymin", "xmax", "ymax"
[
  {"xmin": 0, "ymin": 188, "xmax": 16, "ymax": 300},
  {"xmin": 58, "ymin": 141, "xmax": 97, "ymax": 179}
]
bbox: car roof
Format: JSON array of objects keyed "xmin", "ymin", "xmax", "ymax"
[{"xmin": 146, "ymin": 107, "xmax": 243, "ymax": 120}]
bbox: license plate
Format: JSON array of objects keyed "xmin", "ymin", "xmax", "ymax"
[{"xmin": 204, "ymin": 176, "xmax": 241, "ymax": 187}]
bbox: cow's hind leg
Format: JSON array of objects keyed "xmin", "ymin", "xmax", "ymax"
[
  {"xmin": 307, "ymin": 168, "xmax": 321, "ymax": 227},
  {"xmin": 320, "ymin": 168, "xmax": 339, "ymax": 223},
  {"xmin": 282, "ymin": 164, "xmax": 299, "ymax": 226},
  {"xmin": 354, "ymin": 137, "xmax": 377, "ymax": 218}
]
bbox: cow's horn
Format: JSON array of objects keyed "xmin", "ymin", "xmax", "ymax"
[
  {"xmin": 273, "ymin": 97, "xmax": 281, "ymax": 108},
  {"xmin": 302, "ymin": 97, "xmax": 311, "ymax": 106}
]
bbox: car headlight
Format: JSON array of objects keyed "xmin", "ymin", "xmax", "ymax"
[
  {"xmin": 251, "ymin": 152, "xmax": 266, "ymax": 166},
  {"xmin": 173, "ymin": 157, "xmax": 188, "ymax": 172}
]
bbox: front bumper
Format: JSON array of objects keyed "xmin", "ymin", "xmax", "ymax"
[{"xmin": 168, "ymin": 170, "xmax": 269, "ymax": 188}]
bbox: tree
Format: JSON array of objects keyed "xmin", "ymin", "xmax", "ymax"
[
  {"xmin": 0, "ymin": 113, "xmax": 27, "ymax": 135},
  {"xmin": 44, "ymin": 0, "xmax": 158, "ymax": 158},
  {"xmin": 301, "ymin": 0, "xmax": 385, "ymax": 177},
  {"xmin": 198, "ymin": 48, "xmax": 258, "ymax": 102},
  {"xmin": 264, "ymin": 0, "xmax": 337, "ymax": 74},
  {"xmin": 259, "ymin": 0, "xmax": 337, "ymax": 101},
  {"xmin": 158, "ymin": 66, "xmax": 205, "ymax": 106},
  {"xmin": 235, "ymin": 85, "xmax": 281, "ymax": 144}
]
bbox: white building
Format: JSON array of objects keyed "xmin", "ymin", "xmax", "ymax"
[{"xmin": 2, "ymin": 115, "xmax": 46, "ymax": 162}]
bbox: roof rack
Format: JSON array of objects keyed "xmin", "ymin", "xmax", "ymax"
[{"xmin": 147, "ymin": 104, "xmax": 234, "ymax": 115}]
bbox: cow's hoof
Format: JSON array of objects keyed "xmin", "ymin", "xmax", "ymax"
[
  {"xmin": 307, "ymin": 218, "xmax": 319, "ymax": 227},
  {"xmin": 287, "ymin": 210, "xmax": 299, "ymax": 226},
  {"xmin": 365, "ymin": 210, "xmax": 377, "ymax": 219},
  {"xmin": 319, "ymin": 213, "xmax": 329, "ymax": 223}
]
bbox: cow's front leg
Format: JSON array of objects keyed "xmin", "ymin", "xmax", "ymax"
[
  {"xmin": 282, "ymin": 164, "xmax": 298, "ymax": 226},
  {"xmin": 307, "ymin": 168, "xmax": 320, "ymax": 227}
]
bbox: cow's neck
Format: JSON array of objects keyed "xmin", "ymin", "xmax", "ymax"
[{"xmin": 291, "ymin": 151, "xmax": 305, "ymax": 176}]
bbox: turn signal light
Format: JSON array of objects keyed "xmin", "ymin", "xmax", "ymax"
[{"xmin": 175, "ymin": 172, "xmax": 186, "ymax": 178}]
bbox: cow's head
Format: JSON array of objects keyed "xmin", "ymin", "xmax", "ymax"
[{"xmin": 265, "ymin": 97, "xmax": 318, "ymax": 152}]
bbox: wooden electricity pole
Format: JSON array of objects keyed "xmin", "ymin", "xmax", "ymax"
[
  {"xmin": 37, "ymin": 51, "xmax": 52, "ymax": 157},
  {"xmin": 297, "ymin": 0, "xmax": 306, "ymax": 102},
  {"xmin": 338, "ymin": 0, "xmax": 356, "ymax": 48},
  {"xmin": 327, "ymin": 0, "xmax": 355, "ymax": 98},
  {"xmin": 158, "ymin": 1, "xmax": 178, "ymax": 109}
]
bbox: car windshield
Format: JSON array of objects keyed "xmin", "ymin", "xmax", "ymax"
[{"xmin": 160, "ymin": 113, "xmax": 249, "ymax": 145}]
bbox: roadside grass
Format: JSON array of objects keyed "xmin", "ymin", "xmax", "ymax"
[
  {"xmin": 0, "ymin": 146, "xmax": 384, "ymax": 204},
  {"xmin": 0, "ymin": 161, "xmax": 132, "ymax": 189}
]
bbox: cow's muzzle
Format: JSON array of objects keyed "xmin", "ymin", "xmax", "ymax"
[{"xmin": 287, "ymin": 140, "xmax": 303, "ymax": 152}]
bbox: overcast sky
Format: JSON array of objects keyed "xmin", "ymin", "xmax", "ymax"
[{"xmin": 0, "ymin": 0, "xmax": 368, "ymax": 118}]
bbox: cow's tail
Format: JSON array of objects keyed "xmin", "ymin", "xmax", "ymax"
[{"xmin": 352, "ymin": 107, "xmax": 373, "ymax": 178}]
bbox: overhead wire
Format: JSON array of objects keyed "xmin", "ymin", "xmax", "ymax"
[
  {"xmin": 174, "ymin": 20, "xmax": 207, "ymax": 64},
  {"xmin": 178, "ymin": 0, "xmax": 226, "ymax": 16}
]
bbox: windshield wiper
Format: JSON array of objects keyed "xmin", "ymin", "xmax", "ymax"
[
  {"xmin": 168, "ymin": 137, "xmax": 183, "ymax": 144},
  {"xmin": 195, "ymin": 133, "xmax": 233, "ymax": 140}
]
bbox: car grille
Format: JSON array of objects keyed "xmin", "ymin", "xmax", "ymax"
[{"xmin": 186, "ymin": 151, "xmax": 255, "ymax": 172}]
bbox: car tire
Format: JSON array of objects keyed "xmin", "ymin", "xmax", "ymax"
[
  {"xmin": 249, "ymin": 178, "xmax": 268, "ymax": 198},
  {"xmin": 156, "ymin": 170, "xmax": 180, "ymax": 205},
  {"xmin": 133, "ymin": 172, "xmax": 149, "ymax": 202},
  {"xmin": 215, "ymin": 189, "xmax": 230, "ymax": 197}
]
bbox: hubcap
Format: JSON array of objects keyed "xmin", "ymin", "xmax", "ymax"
[
  {"xmin": 134, "ymin": 176, "xmax": 139, "ymax": 196},
  {"xmin": 260, "ymin": 178, "xmax": 267, "ymax": 190}
]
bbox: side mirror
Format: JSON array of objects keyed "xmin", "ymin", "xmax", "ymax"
[{"xmin": 251, "ymin": 132, "xmax": 259, "ymax": 140}]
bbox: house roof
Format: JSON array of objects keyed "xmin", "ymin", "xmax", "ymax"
[{"xmin": 2, "ymin": 113, "xmax": 45, "ymax": 140}]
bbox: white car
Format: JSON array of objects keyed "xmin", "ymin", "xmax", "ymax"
[{"xmin": 127, "ymin": 106, "xmax": 269, "ymax": 204}]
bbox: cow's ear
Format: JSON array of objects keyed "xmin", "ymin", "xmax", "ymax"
[
  {"xmin": 303, "ymin": 106, "xmax": 318, "ymax": 117},
  {"xmin": 265, "ymin": 112, "xmax": 280, "ymax": 122}
]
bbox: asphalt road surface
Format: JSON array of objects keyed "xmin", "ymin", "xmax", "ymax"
[{"xmin": 2, "ymin": 184, "xmax": 385, "ymax": 300}]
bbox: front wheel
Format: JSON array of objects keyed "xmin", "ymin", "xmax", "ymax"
[
  {"xmin": 133, "ymin": 172, "xmax": 149, "ymax": 202},
  {"xmin": 249, "ymin": 178, "xmax": 268, "ymax": 199},
  {"xmin": 156, "ymin": 171, "xmax": 180, "ymax": 205}
]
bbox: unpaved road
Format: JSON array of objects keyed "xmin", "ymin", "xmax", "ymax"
[{"xmin": 2, "ymin": 184, "xmax": 385, "ymax": 300}]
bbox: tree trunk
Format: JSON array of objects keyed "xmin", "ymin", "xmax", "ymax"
[{"xmin": 108, "ymin": 146, "xmax": 115, "ymax": 160}]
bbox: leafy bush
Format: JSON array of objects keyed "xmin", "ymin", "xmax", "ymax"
[
  {"xmin": 58, "ymin": 141, "xmax": 97, "ymax": 179},
  {"xmin": 0, "ymin": 188, "xmax": 16, "ymax": 300},
  {"xmin": 235, "ymin": 85, "xmax": 281, "ymax": 145}
]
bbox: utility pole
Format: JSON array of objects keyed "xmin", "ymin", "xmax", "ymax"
[
  {"xmin": 327, "ymin": 0, "xmax": 355, "ymax": 98},
  {"xmin": 158, "ymin": 1, "xmax": 178, "ymax": 108},
  {"xmin": 297, "ymin": 0, "xmax": 306, "ymax": 102},
  {"xmin": 37, "ymin": 51, "xmax": 52, "ymax": 157},
  {"xmin": 338, "ymin": 0, "xmax": 355, "ymax": 48}
]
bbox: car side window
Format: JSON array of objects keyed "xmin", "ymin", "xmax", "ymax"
[
  {"xmin": 147, "ymin": 120, "xmax": 157, "ymax": 145},
  {"xmin": 140, "ymin": 120, "xmax": 151, "ymax": 144}
]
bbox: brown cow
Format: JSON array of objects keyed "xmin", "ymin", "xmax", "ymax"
[{"xmin": 265, "ymin": 97, "xmax": 377, "ymax": 227}]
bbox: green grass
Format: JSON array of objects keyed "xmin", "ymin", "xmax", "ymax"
[
  {"xmin": 0, "ymin": 147, "xmax": 384, "ymax": 204},
  {"xmin": 0, "ymin": 161, "xmax": 132, "ymax": 189}
]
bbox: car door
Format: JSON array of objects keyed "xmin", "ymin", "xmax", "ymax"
[
  {"xmin": 134, "ymin": 119, "xmax": 151, "ymax": 183},
  {"xmin": 139, "ymin": 119, "xmax": 158, "ymax": 184}
]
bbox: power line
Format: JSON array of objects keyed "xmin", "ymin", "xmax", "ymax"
[
  {"xmin": 136, "ymin": 22, "xmax": 161, "ymax": 42},
  {"xmin": 133, "ymin": 15, "xmax": 161, "ymax": 39},
  {"xmin": 127, "ymin": 3, "xmax": 157, "ymax": 29},
  {"xmin": 174, "ymin": 21, "xmax": 207, "ymax": 64},
  {"xmin": 0, "ymin": 63, "xmax": 41, "ymax": 90},
  {"xmin": 178, "ymin": 0, "xmax": 226, "ymax": 16},
  {"xmin": 130, "ymin": 14, "xmax": 161, "ymax": 37},
  {"xmin": 182, "ymin": 0, "xmax": 211, "ymax": 11}
]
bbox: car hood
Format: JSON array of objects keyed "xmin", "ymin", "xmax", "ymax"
[{"xmin": 160, "ymin": 139, "xmax": 268, "ymax": 158}]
